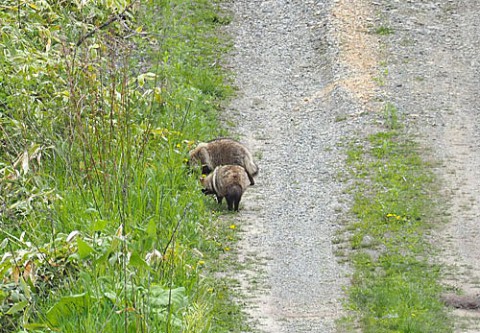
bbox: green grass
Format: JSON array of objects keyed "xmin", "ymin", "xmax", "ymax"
[
  {"xmin": 0, "ymin": 0, "xmax": 248, "ymax": 332},
  {"xmin": 341, "ymin": 114, "xmax": 452, "ymax": 332},
  {"xmin": 375, "ymin": 26, "xmax": 394, "ymax": 36}
]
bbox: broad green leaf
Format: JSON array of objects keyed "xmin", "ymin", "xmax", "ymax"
[
  {"xmin": 146, "ymin": 219, "xmax": 157, "ymax": 237},
  {"xmin": 103, "ymin": 291, "xmax": 117, "ymax": 303},
  {"xmin": 91, "ymin": 219, "xmax": 107, "ymax": 232},
  {"xmin": 77, "ymin": 238, "xmax": 94, "ymax": 259},
  {"xmin": 46, "ymin": 293, "xmax": 90, "ymax": 327},
  {"xmin": 0, "ymin": 290, "xmax": 7, "ymax": 302},
  {"xmin": 149, "ymin": 285, "xmax": 187, "ymax": 309},
  {"xmin": 129, "ymin": 251, "xmax": 151, "ymax": 271},
  {"xmin": 23, "ymin": 323, "xmax": 49, "ymax": 330},
  {"xmin": 6, "ymin": 300, "xmax": 28, "ymax": 315}
]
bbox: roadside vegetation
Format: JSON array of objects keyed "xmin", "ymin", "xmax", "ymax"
[
  {"xmin": 0, "ymin": 0, "xmax": 248, "ymax": 332},
  {"xmin": 338, "ymin": 101, "xmax": 452, "ymax": 330}
]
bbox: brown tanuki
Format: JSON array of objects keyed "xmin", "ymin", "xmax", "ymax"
[
  {"xmin": 200, "ymin": 165, "xmax": 251, "ymax": 211},
  {"xmin": 189, "ymin": 138, "xmax": 258, "ymax": 185}
]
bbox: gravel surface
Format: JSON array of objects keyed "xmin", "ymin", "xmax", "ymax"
[
  {"xmin": 222, "ymin": 0, "xmax": 480, "ymax": 332},
  {"xmin": 223, "ymin": 1, "xmax": 360, "ymax": 332}
]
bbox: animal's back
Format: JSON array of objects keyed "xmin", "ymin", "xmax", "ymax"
[
  {"xmin": 215, "ymin": 165, "xmax": 250, "ymax": 211},
  {"xmin": 214, "ymin": 165, "xmax": 250, "ymax": 197},
  {"xmin": 208, "ymin": 139, "xmax": 258, "ymax": 176}
]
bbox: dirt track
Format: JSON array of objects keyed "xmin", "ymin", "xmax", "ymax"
[{"xmin": 223, "ymin": 0, "xmax": 480, "ymax": 332}]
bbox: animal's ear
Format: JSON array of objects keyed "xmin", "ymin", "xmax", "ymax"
[{"xmin": 197, "ymin": 147, "xmax": 211, "ymax": 167}]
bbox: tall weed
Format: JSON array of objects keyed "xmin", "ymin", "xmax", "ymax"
[{"xmin": 1, "ymin": 0, "xmax": 238, "ymax": 331}]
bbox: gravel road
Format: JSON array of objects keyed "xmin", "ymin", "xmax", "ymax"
[
  {"xmin": 223, "ymin": 0, "xmax": 358, "ymax": 331},
  {"xmin": 222, "ymin": 0, "xmax": 480, "ymax": 332}
]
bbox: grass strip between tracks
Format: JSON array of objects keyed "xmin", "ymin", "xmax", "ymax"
[{"xmin": 339, "ymin": 107, "xmax": 452, "ymax": 332}]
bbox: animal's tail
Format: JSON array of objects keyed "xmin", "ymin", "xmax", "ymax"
[
  {"xmin": 243, "ymin": 157, "xmax": 258, "ymax": 185},
  {"xmin": 244, "ymin": 157, "xmax": 259, "ymax": 177},
  {"xmin": 226, "ymin": 184, "xmax": 243, "ymax": 211}
]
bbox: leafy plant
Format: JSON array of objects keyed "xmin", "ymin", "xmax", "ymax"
[{"xmin": 1, "ymin": 0, "xmax": 244, "ymax": 331}]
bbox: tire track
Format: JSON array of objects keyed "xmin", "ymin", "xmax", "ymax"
[{"xmin": 222, "ymin": 0, "xmax": 366, "ymax": 331}]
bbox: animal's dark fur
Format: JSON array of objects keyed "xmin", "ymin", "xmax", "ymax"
[
  {"xmin": 200, "ymin": 165, "xmax": 250, "ymax": 211},
  {"xmin": 225, "ymin": 184, "xmax": 243, "ymax": 211},
  {"xmin": 189, "ymin": 138, "xmax": 258, "ymax": 185}
]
